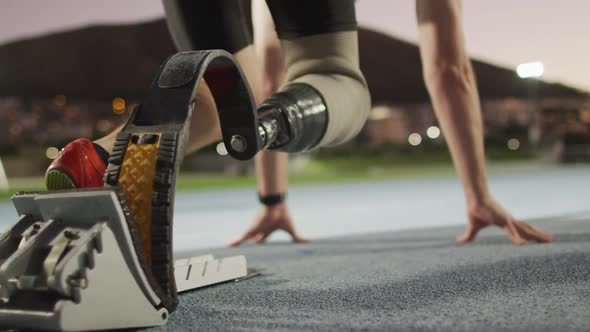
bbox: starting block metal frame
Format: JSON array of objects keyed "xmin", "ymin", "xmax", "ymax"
[{"xmin": 0, "ymin": 190, "xmax": 249, "ymax": 331}]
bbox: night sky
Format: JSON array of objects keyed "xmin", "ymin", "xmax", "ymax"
[{"xmin": 1, "ymin": 0, "xmax": 589, "ymax": 91}]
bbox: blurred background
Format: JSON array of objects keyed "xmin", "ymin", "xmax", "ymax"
[{"xmin": 0, "ymin": 0, "xmax": 589, "ymax": 197}]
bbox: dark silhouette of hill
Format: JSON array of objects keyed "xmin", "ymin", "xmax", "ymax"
[
  {"xmin": 0, "ymin": 19, "xmax": 586, "ymax": 102},
  {"xmin": 0, "ymin": 20, "xmax": 175, "ymax": 100}
]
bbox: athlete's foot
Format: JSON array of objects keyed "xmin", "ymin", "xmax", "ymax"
[
  {"xmin": 227, "ymin": 203, "xmax": 310, "ymax": 246},
  {"xmin": 45, "ymin": 138, "xmax": 110, "ymax": 190}
]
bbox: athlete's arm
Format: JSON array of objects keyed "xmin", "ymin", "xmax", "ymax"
[
  {"xmin": 228, "ymin": 0, "xmax": 307, "ymax": 246},
  {"xmin": 416, "ymin": 0, "xmax": 553, "ymax": 244}
]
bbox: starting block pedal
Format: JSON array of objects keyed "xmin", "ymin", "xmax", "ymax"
[{"xmin": 0, "ymin": 190, "xmax": 250, "ymax": 331}]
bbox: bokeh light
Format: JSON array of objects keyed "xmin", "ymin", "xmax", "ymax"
[
  {"xmin": 46, "ymin": 147, "xmax": 59, "ymax": 159},
  {"xmin": 507, "ymin": 138, "xmax": 521, "ymax": 150},
  {"xmin": 112, "ymin": 97, "xmax": 126, "ymax": 114},
  {"xmin": 53, "ymin": 94, "xmax": 67, "ymax": 107},
  {"xmin": 368, "ymin": 106, "xmax": 392, "ymax": 121},
  {"xmin": 9, "ymin": 124, "xmax": 22, "ymax": 137},
  {"xmin": 408, "ymin": 133, "xmax": 422, "ymax": 146},
  {"xmin": 65, "ymin": 105, "xmax": 80, "ymax": 120},
  {"xmin": 216, "ymin": 142, "xmax": 228, "ymax": 156},
  {"xmin": 580, "ymin": 110, "xmax": 590, "ymax": 124},
  {"xmin": 516, "ymin": 61, "xmax": 544, "ymax": 78},
  {"xmin": 426, "ymin": 126, "xmax": 441, "ymax": 139},
  {"xmin": 97, "ymin": 120, "xmax": 112, "ymax": 133}
]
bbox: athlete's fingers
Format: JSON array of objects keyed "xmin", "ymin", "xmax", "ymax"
[
  {"xmin": 456, "ymin": 222, "xmax": 483, "ymax": 243},
  {"xmin": 503, "ymin": 220, "xmax": 527, "ymax": 245},
  {"xmin": 280, "ymin": 219, "xmax": 310, "ymax": 244},
  {"xmin": 226, "ymin": 235, "xmax": 248, "ymax": 247},
  {"xmin": 254, "ymin": 231, "xmax": 271, "ymax": 244},
  {"xmin": 226, "ymin": 237, "xmax": 244, "ymax": 247},
  {"xmin": 292, "ymin": 234, "xmax": 311, "ymax": 244},
  {"xmin": 514, "ymin": 220, "xmax": 554, "ymax": 243},
  {"xmin": 226, "ymin": 225, "xmax": 264, "ymax": 247}
]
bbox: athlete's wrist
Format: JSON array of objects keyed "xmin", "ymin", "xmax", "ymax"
[
  {"xmin": 258, "ymin": 192, "xmax": 286, "ymax": 206},
  {"xmin": 465, "ymin": 189, "xmax": 493, "ymax": 212}
]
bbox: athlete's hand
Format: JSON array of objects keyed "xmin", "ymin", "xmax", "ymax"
[
  {"xmin": 457, "ymin": 198, "xmax": 554, "ymax": 245},
  {"xmin": 227, "ymin": 203, "xmax": 309, "ymax": 247}
]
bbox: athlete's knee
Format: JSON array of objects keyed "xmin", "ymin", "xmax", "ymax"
[{"xmin": 281, "ymin": 31, "xmax": 371, "ymax": 147}]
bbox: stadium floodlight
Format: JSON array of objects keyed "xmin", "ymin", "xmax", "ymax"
[{"xmin": 516, "ymin": 61, "xmax": 544, "ymax": 78}]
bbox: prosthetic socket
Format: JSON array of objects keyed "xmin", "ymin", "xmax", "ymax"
[{"xmin": 255, "ymin": 31, "xmax": 370, "ymax": 153}]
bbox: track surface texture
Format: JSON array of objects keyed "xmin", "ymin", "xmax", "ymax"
[
  {"xmin": 151, "ymin": 214, "xmax": 590, "ymax": 332},
  {"xmin": 0, "ymin": 166, "xmax": 588, "ymax": 331}
]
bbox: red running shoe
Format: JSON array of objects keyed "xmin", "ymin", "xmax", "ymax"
[{"xmin": 45, "ymin": 138, "xmax": 107, "ymax": 189}]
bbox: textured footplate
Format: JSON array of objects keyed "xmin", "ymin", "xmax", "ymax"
[{"xmin": 103, "ymin": 50, "xmax": 259, "ymax": 312}]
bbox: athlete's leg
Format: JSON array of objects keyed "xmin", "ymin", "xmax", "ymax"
[
  {"xmin": 262, "ymin": 0, "xmax": 371, "ymax": 151},
  {"xmin": 230, "ymin": 0, "xmax": 370, "ymax": 245},
  {"xmin": 416, "ymin": 0, "xmax": 552, "ymax": 244},
  {"xmin": 251, "ymin": 0, "xmax": 288, "ymax": 201},
  {"xmin": 163, "ymin": 0, "xmax": 264, "ymax": 153}
]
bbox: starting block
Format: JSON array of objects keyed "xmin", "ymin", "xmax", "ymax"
[
  {"xmin": 0, "ymin": 190, "xmax": 250, "ymax": 331},
  {"xmin": 0, "ymin": 50, "xmax": 265, "ymax": 331}
]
